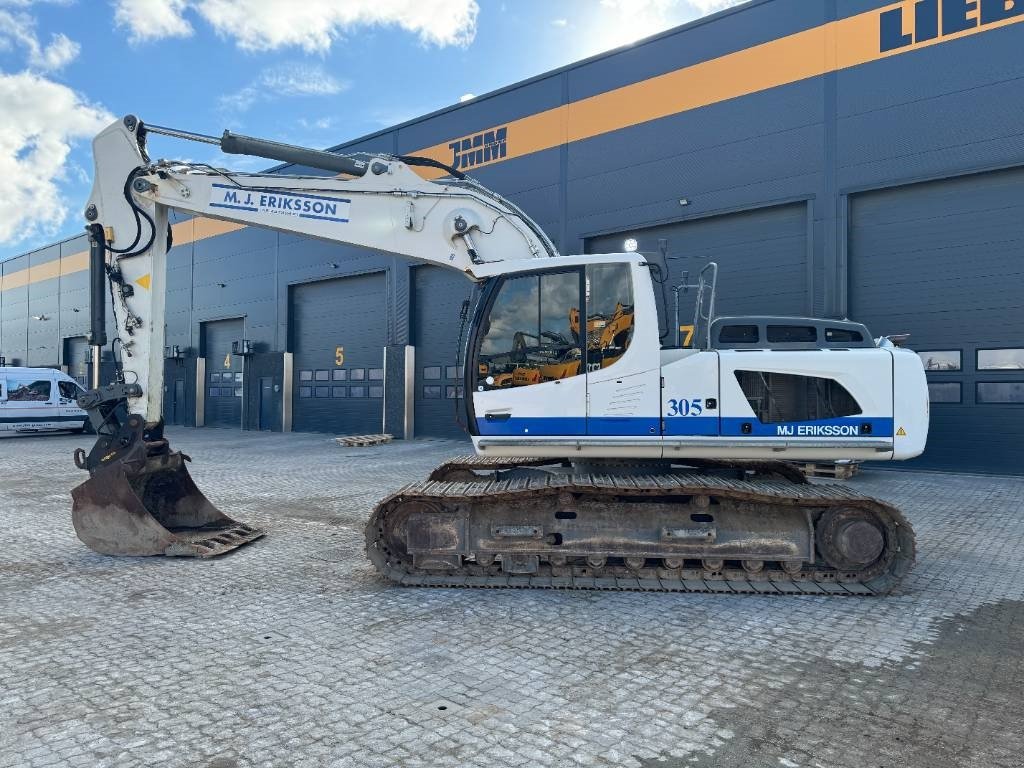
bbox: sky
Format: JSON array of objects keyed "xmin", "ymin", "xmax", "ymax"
[{"xmin": 0, "ymin": 0, "xmax": 745, "ymax": 263}]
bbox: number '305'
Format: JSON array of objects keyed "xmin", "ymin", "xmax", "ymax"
[{"xmin": 667, "ymin": 398, "xmax": 703, "ymax": 416}]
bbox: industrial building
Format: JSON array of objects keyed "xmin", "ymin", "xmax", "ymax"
[{"xmin": 1, "ymin": 0, "xmax": 1022, "ymax": 473}]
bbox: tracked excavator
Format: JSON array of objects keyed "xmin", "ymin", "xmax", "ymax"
[{"xmin": 74, "ymin": 115, "xmax": 927, "ymax": 594}]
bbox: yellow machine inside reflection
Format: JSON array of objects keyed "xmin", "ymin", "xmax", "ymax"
[{"xmin": 479, "ymin": 303, "xmax": 634, "ymax": 388}]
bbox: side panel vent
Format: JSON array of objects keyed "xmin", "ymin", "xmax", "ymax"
[{"xmin": 734, "ymin": 371, "xmax": 861, "ymax": 424}]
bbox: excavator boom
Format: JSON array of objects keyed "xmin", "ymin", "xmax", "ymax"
[{"xmin": 73, "ymin": 115, "xmax": 557, "ymax": 557}]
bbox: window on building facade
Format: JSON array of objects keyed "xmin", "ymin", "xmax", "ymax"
[
  {"xmin": 928, "ymin": 382, "xmax": 961, "ymax": 403},
  {"xmin": 977, "ymin": 382, "xmax": 1024, "ymax": 404},
  {"xmin": 977, "ymin": 349, "xmax": 1024, "ymax": 371},
  {"xmin": 918, "ymin": 351, "xmax": 961, "ymax": 372}
]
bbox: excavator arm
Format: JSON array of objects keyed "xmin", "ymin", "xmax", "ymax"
[{"xmin": 71, "ymin": 115, "xmax": 557, "ymax": 557}]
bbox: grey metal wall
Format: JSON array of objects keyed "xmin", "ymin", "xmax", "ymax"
[
  {"xmin": 849, "ymin": 167, "xmax": 1024, "ymax": 472},
  {"xmin": 411, "ymin": 266, "xmax": 475, "ymax": 438},
  {"xmin": 586, "ymin": 202, "xmax": 811, "ymax": 333},
  {"xmin": 1, "ymin": 0, "xmax": 1022, "ymax": 472}
]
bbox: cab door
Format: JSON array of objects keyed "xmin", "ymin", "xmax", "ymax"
[
  {"xmin": 584, "ymin": 262, "xmax": 662, "ymax": 439},
  {"xmin": 473, "ymin": 268, "xmax": 588, "ymax": 436}
]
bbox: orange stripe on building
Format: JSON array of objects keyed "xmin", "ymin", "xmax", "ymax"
[{"xmin": 4, "ymin": 1, "xmax": 1022, "ymax": 292}]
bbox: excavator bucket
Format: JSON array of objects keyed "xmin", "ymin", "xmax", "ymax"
[
  {"xmin": 72, "ymin": 451, "xmax": 263, "ymax": 557},
  {"xmin": 71, "ymin": 402, "xmax": 264, "ymax": 557}
]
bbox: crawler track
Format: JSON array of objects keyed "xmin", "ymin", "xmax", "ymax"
[{"xmin": 366, "ymin": 457, "xmax": 915, "ymax": 595}]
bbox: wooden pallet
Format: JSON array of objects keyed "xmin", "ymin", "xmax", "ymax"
[
  {"xmin": 793, "ymin": 461, "xmax": 861, "ymax": 480},
  {"xmin": 335, "ymin": 434, "xmax": 394, "ymax": 447}
]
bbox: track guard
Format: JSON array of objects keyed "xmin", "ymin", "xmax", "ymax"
[{"xmin": 71, "ymin": 388, "xmax": 264, "ymax": 557}]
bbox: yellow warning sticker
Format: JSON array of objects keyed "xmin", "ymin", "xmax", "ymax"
[
  {"xmin": 135, "ymin": 273, "xmax": 151, "ymax": 290},
  {"xmin": 896, "ymin": 427, "xmax": 907, "ymax": 437}
]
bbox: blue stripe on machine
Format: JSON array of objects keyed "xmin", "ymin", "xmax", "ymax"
[
  {"xmin": 477, "ymin": 416, "xmax": 587, "ymax": 436},
  {"xmin": 720, "ymin": 417, "xmax": 894, "ymax": 438},
  {"xmin": 585, "ymin": 417, "xmax": 660, "ymax": 436},
  {"xmin": 663, "ymin": 417, "xmax": 719, "ymax": 436},
  {"xmin": 476, "ymin": 415, "xmax": 894, "ymax": 438}
]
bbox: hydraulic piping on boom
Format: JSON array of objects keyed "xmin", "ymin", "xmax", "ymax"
[{"xmin": 76, "ymin": 114, "xmax": 927, "ymax": 596}]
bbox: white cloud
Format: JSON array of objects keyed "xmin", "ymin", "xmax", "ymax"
[
  {"xmin": 0, "ymin": 70, "xmax": 113, "ymax": 245},
  {"xmin": 112, "ymin": 0, "xmax": 479, "ymax": 50},
  {"xmin": 0, "ymin": 8, "xmax": 80, "ymax": 71},
  {"xmin": 219, "ymin": 63, "xmax": 348, "ymax": 113},
  {"xmin": 551, "ymin": 18, "xmax": 568, "ymax": 27},
  {"xmin": 297, "ymin": 116, "xmax": 335, "ymax": 131},
  {"xmin": 113, "ymin": 0, "xmax": 193, "ymax": 43},
  {"xmin": 591, "ymin": 0, "xmax": 744, "ymax": 51},
  {"xmin": 689, "ymin": 0, "xmax": 745, "ymax": 13},
  {"xmin": 459, "ymin": 93, "xmax": 474, "ymax": 102}
]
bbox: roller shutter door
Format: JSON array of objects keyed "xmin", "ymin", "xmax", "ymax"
[
  {"xmin": 202, "ymin": 318, "xmax": 244, "ymax": 428},
  {"xmin": 412, "ymin": 266, "xmax": 475, "ymax": 438},
  {"xmin": 849, "ymin": 167, "xmax": 1024, "ymax": 474},
  {"xmin": 291, "ymin": 273, "xmax": 386, "ymax": 435},
  {"xmin": 586, "ymin": 202, "xmax": 810, "ymax": 325}
]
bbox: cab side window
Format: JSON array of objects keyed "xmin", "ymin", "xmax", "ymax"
[
  {"xmin": 478, "ymin": 271, "xmax": 582, "ymax": 389},
  {"xmin": 6, "ymin": 379, "xmax": 51, "ymax": 402},
  {"xmin": 59, "ymin": 381, "xmax": 80, "ymax": 400},
  {"xmin": 586, "ymin": 263, "xmax": 634, "ymax": 372}
]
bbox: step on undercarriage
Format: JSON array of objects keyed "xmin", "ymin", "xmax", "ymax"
[{"xmin": 365, "ymin": 457, "xmax": 916, "ymax": 595}]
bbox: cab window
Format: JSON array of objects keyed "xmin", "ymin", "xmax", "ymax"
[
  {"xmin": 478, "ymin": 270, "xmax": 582, "ymax": 389},
  {"xmin": 586, "ymin": 263, "xmax": 634, "ymax": 372},
  {"xmin": 59, "ymin": 381, "xmax": 81, "ymax": 400},
  {"xmin": 6, "ymin": 379, "xmax": 51, "ymax": 402}
]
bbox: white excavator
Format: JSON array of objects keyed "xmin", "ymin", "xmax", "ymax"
[{"xmin": 72, "ymin": 115, "xmax": 926, "ymax": 594}]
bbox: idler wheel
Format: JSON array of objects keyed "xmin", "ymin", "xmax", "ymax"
[{"xmin": 817, "ymin": 507, "xmax": 886, "ymax": 572}]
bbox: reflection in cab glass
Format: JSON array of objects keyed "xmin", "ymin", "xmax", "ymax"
[
  {"xmin": 586, "ymin": 263, "xmax": 634, "ymax": 373},
  {"xmin": 477, "ymin": 264, "xmax": 634, "ymax": 390}
]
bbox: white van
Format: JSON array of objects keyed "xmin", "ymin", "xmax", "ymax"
[{"xmin": 0, "ymin": 367, "xmax": 90, "ymax": 434}]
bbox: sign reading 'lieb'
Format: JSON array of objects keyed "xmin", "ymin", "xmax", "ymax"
[{"xmin": 880, "ymin": 0, "xmax": 1023, "ymax": 52}]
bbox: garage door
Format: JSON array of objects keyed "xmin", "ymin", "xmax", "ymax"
[
  {"xmin": 202, "ymin": 318, "xmax": 243, "ymax": 428},
  {"xmin": 412, "ymin": 266, "xmax": 475, "ymax": 438},
  {"xmin": 586, "ymin": 203, "xmax": 810, "ymax": 332},
  {"xmin": 291, "ymin": 273, "xmax": 386, "ymax": 434},
  {"xmin": 849, "ymin": 167, "xmax": 1024, "ymax": 474}
]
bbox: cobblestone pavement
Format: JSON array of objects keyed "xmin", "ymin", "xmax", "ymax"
[{"xmin": 1, "ymin": 428, "xmax": 1022, "ymax": 768}]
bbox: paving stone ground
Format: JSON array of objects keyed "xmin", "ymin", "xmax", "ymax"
[{"xmin": 1, "ymin": 427, "xmax": 1022, "ymax": 768}]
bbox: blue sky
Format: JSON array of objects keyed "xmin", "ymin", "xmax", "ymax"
[{"xmin": 0, "ymin": 0, "xmax": 740, "ymax": 262}]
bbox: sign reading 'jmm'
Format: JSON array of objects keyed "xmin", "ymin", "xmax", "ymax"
[
  {"xmin": 209, "ymin": 183, "xmax": 351, "ymax": 223},
  {"xmin": 449, "ymin": 127, "xmax": 508, "ymax": 171},
  {"xmin": 880, "ymin": 0, "xmax": 1023, "ymax": 51}
]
